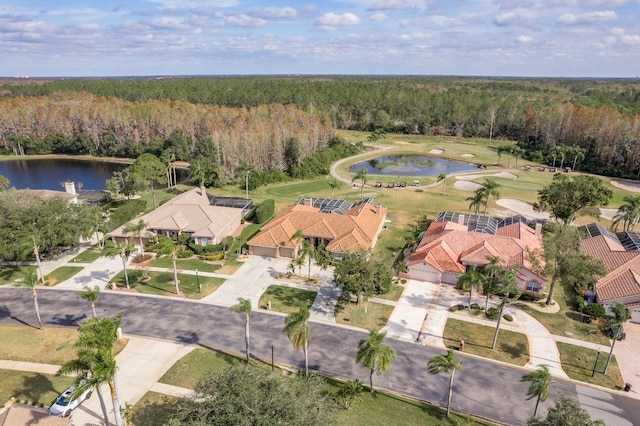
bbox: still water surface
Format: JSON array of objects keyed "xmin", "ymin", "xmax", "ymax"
[{"xmin": 0, "ymin": 158, "xmax": 127, "ymax": 190}]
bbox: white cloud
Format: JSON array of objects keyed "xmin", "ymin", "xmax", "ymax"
[
  {"xmin": 557, "ymin": 10, "xmax": 618, "ymax": 24},
  {"xmin": 370, "ymin": 12, "xmax": 388, "ymax": 22},
  {"xmin": 367, "ymin": 0, "xmax": 428, "ymax": 11},
  {"xmin": 249, "ymin": 7, "xmax": 297, "ymax": 19},
  {"xmin": 224, "ymin": 14, "xmax": 268, "ymax": 27},
  {"xmin": 314, "ymin": 12, "xmax": 361, "ymax": 30},
  {"xmin": 517, "ymin": 35, "xmax": 533, "ymax": 42},
  {"xmin": 397, "ymin": 32, "xmax": 431, "ymax": 40},
  {"xmin": 620, "ymin": 34, "xmax": 640, "ymax": 45}
]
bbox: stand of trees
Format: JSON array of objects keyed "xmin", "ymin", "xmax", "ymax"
[{"xmin": 2, "ymin": 77, "xmax": 640, "ymax": 177}]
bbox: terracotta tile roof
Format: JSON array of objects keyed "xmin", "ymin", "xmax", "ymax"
[
  {"xmin": 248, "ymin": 200, "xmax": 386, "ymax": 254},
  {"xmin": 407, "ymin": 220, "xmax": 544, "ymax": 278},
  {"xmin": 580, "ymin": 226, "xmax": 640, "ymax": 302}
]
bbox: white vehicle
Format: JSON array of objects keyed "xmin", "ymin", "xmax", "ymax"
[{"xmin": 49, "ymin": 384, "xmax": 93, "ymax": 417}]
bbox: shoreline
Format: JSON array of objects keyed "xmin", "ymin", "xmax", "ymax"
[{"xmin": 0, "ymin": 153, "xmax": 135, "ymax": 165}]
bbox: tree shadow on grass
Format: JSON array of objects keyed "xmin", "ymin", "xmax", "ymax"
[
  {"xmin": 499, "ymin": 341, "xmax": 528, "ymax": 359},
  {"xmin": 19, "ymin": 373, "xmax": 59, "ymax": 405},
  {"xmin": 131, "ymin": 394, "xmax": 182, "ymax": 426}
]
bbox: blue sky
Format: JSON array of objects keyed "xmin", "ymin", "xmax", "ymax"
[{"xmin": 1, "ymin": 0, "xmax": 639, "ymax": 77}]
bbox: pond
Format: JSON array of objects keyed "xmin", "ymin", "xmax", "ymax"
[
  {"xmin": 0, "ymin": 158, "xmax": 128, "ymax": 190},
  {"xmin": 348, "ymin": 155, "xmax": 477, "ymax": 176}
]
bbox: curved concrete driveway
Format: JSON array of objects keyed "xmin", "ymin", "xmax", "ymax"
[{"xmin": 1, "ymin": 288, "xmax": 638, "ymax": 426}]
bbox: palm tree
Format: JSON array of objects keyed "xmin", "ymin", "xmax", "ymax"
[
  {"xmin": 289, "ymin": 229, "xmax": 304, "ymax": 258},
  {"xmin": 480, "ymin": 178, "xmax": 501, "ymax": 214},
  {"xmin": 612, "ymin": 195, "xmax": 640, "ymax": 232},
  {"xmin": 355, "ymin": 329, "xmax": 396, "ymax": 393},
  {"xmin": 299, "ymin": 239, "xmax": 316, "ymax": 279},
  {"xmin": 604, "ymin": 302, "xmax": 631, "ymax": 374},
  {"xmin": 230, "ymin": 298, "xmax": 252, "ymax": 363},
  {"xmin": 353, "ymin": 168, "xmax": 368, "ymax": 199},
  {"xmin": 123, "ymin": 220, "xmax": 148, "ymax": 256},
  {"xmin": 172, "ymin": 248, "xmax": 180, "ymax": 295},
  {"xmin": 520, "ymin": 364, "xmax": 552, "ymax": 417},
  {"xmin": 570, "ymin": 145, "xmax": 586, "ymax": 171},
  {"xmin": 466, "ymin": 190, "xmax": 485, "ymax": 215},
  {"xmin": 283, "ymin": 303, "xmax": 311, "ymax": 376},
  {"xmin": 328, "ymin": 179, "xmax": 339, "ymax": 198},
  {"xmin": 13, "ymin": 270, "xmax": 43, "ymax": 329},
  {"xmin": 427, "ymin": 348, "xmax": 462, "ymax": 416},
  {"xmin": 103, "ymin": 239, "xmax": 134, "ymax": 290},
  {"xmin": 491, "ymin": 267, "xmax": 521, "ymax": 350},
  {"xmin": 456, "ymin": 265, "xmax": 484, "ymax": 308},
  {"xmin": 77, "ymin": 285, "xmax": 101, "ymax": 318},
  {"xmin": 23, "ymin": 236, "xmax": 46, "ymax": 285},
  {"xmin": 437, "ymin": 173, "xmax": 447, "ymax": 195},
  {"xmin": 59, "ymin": 315, "xmax": 124, "ymax": 426},
  {"xmin": 482, "ymin": 255, "xmax": 503, "ymax": 311}
]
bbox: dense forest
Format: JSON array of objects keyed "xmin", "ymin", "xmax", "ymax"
[{"xmin": 1, "ymin": 76, "xmax": 639, "ymax": 177}]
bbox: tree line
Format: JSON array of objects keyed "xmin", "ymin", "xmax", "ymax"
[
  {"xmin": 2, "ymin": 76, "xmax": 640, "ymax": 177},
  {"xmin": 0, "ymin": 92, "xmax": 333, "ymax": 182}
]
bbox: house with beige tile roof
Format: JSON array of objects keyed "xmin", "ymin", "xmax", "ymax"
[
  {"xmin": 247, "ymin": 197, "xmax": 387, "ymax": 258},
  {"xmin": 109, "ymin": 187, "xmax": 251, "ymax": 246},
  {"xmin": 405, "ymin": 212, "xmax": 546, "ymax": 293},
  {"xmin": 578, "ymin": 223, "xmax": 640, "ymax": 323}
]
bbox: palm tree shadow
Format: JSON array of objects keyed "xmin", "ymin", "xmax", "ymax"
[{"xmin": 0, "ymin": 304, "xmax": 36, "ymax": 328}]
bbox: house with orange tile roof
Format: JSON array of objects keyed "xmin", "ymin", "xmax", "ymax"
[
  {"xmin": 578, "ymin": 223, "xmax": 640, "ymax": 323},
  {"xmin": 247, "ymin": 197, "xmax": 387, "ymax": 258},
  {"xmin": 405, "ymin": 212, "xmax": 546, "ymax": 293},
  {"xmin": 109, "ymin": 187, "xmax": 251, "ymax": 246}
]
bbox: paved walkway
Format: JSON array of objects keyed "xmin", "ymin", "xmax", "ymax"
[{"xmin": 384, "ymin": 280, "xmax": 570, "ymax": 378}]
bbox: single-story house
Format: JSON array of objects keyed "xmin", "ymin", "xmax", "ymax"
[
  {"xmin": 110, "ymin": 187, "xmax": 250, "ymax": 246},
  {"xmin": 579, "ymin": 223, "xmax": 640, "ymax": 323},
  {"xmin": 247, "ymin": 197, "xmax": 387, "ymax": 258},
  {"xmin": 405, "ymin": 212, "xmax": 546, "ymax": 293}
]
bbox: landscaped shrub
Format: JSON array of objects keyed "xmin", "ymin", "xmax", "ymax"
[
  {"xmin": 201, "ymin": 253, "xmax": 225, "ymax": 261},
  {"xmin": 503, "ymin": 314, "xmax": 514, "ymax": 322},
  {"xmin": 518, "ymin": 292, "xmax": 545, "ymax": 302},
  {"xmin": 486, "ymin": 308, "xmax": 500, "ymax": 320},
  {"xmin": 450, "ymin": 304, "xmax": 465, "ymax": 312},
  {"xmin": 176, "ymin": 247, "xmax": 193, "ymax": 258},
  {"xmin": 255, "ymin": 199, "xmax": 275, "ymax": 224},
  {"xmin": 583, "ymin": 303, "xmax": 606, "ymax": 319}
]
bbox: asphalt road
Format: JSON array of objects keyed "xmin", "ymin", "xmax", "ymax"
[{"xmin": 2, "ymin": 288, "xmax": 638, "ymax": 426}]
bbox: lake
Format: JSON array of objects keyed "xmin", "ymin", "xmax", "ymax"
[
  {"xmin": 0, "ymin": 158, "xmax": 128, "ymax": 191},
  {"xmin": 348, "ymin": 155, "xmax": 477, "ymax": 176}
]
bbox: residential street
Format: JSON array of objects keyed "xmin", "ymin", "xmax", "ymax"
[{"xmin": 1, "ymin": 288, "xmax": 639, "ymax": 426}]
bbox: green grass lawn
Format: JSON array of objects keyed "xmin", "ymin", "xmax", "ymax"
[
  {"xmin": 111, "ymin": 270, "xmax": 225, "ymax": 299},
  {"xmin": 46, "ymin": 266, "xmax": 83, "ymax": 286},
  {"xmin": 130, "ymin": 391, "xmax": 182, "ymax": 426},
  {"xmin": 259, "ymin": 285, "xmax": 318, "ymax": 313},
  {"xmin": 335, "ymin": 301, "xmax": 394, "ymax": 331},
  {"xmin": 557, "ymin": 342, "xmax": 624, "ymax": 390},
  {"xmin": 159, "ymin": 348, "xmax": 242, "ymax": 389},
  {"xmin": 0, "ymin": 265, "xmax": 37, "ymax": 285},
  {"xmin": 71, "ymin": 244, "xmax": 103, "ymax": 263},
  {"xmin": 375, "ymin": 284, "xmax": 405, "ymax": 301},
  {"xmin": 0, "ymin": 325, "xmax": 79, "ymax": 364},
  {"xmin": 443, "ymin": 318, "xmax": 530, "ymax": 366},
  {"xmin": 513, "ymin": 282, "xmax": 609, "ymax": 346},
  {"xmin": 148, "ymin": 256, "xmax": 222, "ymax": 273},
  {"xmin": 0, "ymin": 370, "xmax": 76, "ymax": 407}
]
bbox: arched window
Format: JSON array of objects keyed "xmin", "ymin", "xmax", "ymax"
[{"xmin": 526, "ymin": 281, "xmax": 540, "ymax": 292}]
